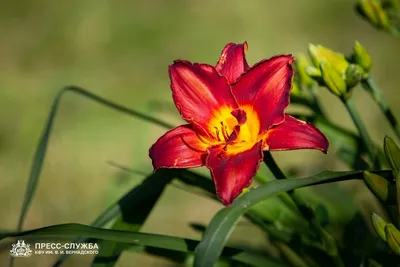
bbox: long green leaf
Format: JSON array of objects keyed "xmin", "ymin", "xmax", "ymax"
[
  {"xmin": 53, "ymin": 168, "xmax": 213, "ymax": 266},
  {"xmin": 194, "ymin": 170, "xmax": 393, "ymax": 267},
  {"xmin": 18, "ymin": 85, "xmax": 172, "ymax": 233},
  {"xmin": 91, "ymin": 169, "xmax": 174, "ymax": 267},
  {"xmin": 1, "ymin": 223, "xmax": 287, "ymax": 267},
  {"xmin": 54, "ymin": 169, "xmax": 175, "ymax": 266}
]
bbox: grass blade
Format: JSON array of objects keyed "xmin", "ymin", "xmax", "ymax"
[
  {"xmin": 18, "ymin": 85, "xmax": 172, "ymax": 233},
  {"xmin": 194, "ymin": 170, "xmax": 393, "ymax": 267},
  {"xmin": 53, "ymin": 169, "xmax": 175, "ymax": 266},
  {"xmin": 1, "ymin": 223, "xmax": 286, "ymax": 267},
  {"xmin": 91, "ymin": 169, "xmax": 173, "ymax": 267}
]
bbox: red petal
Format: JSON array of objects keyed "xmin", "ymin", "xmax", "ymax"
[
  {"xmin": 206, "ymin": 141, "xmax": 263, "ymax": 205},
  {"xmin": 215, "ymin": 42, "xmax": 250, "ymax": 84},
  {"xmin": 232, "ymin": 55, "xmax": 295, "ymax": 133},
  {"xmin": 265, "ymin": 115, "xmax": 329, "ymax": 152},
  {"xmin": 169, "ymin": 60, "xmax": 238, "ymax": 136},
  {"xmin": 149, "ymin": 125, "xmax": 207, "ymax": 170}
]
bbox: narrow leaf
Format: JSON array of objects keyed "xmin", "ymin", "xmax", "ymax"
[
  {"xmin": 275, "ymin": 242, "xmax": 308, "ymax": 267},
  {"xmin": 194, "ymin": 170, "xmax": 393, "ymax": 267},
  {"xmin": 1, "ymin": 223, "xmax": 286, "ymax": 267},
  {"xmin": 18, "ymin": 85, "xmax": 172, "ymax": 233},
  {"xmin": 91, "ymin": 169, "xmax": 173, "ymax": 267},
  {"xmin": 54, "ymin": 169, "xmax": 175, "ymax": 266}
]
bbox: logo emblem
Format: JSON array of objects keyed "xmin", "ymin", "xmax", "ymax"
[{"xmin": 10, "ymin": 240, "xmax": 32, "ymax": 257}]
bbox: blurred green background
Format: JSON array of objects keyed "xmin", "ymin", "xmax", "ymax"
[{"xmin": 0, "ymin": 0, "xmax": 399, "ymax": 266}]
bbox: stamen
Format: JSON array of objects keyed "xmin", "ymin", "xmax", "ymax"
[
  {"xmin": 214, "ymin": 126, "xmax": 221, "ymax": 141},
  {"xmin": 220, "ymin": 121, "xmax": 230, "ymax": 141}
]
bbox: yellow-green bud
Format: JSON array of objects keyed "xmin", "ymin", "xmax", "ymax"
[
  {"xmin": 306, "ymin": 66, "xmax": 321, "ymax": 78},
  {"xmin": 383, "ymin": 0, "xmax": 400, "ymax": 10},
  {"xmin": 308, "ymin": 44, "xmax": 349, "ymax": 75},
  {"xmin": 306, "ymin": 66, "xmax": 324, "ymax": 85},
  {"xmin": 290, "ymin": 80, "xmax": 302, "ymax": 97},
  {"xmin": 356, "ymin": 0, "xmax": 391, "ymax": 30},
  {"xmin": 385, "ymin": 223, "xmax": 400, "ymax": 255},
  {"xmin": 295, "ymin": 53, "xmax": 315, "ymax": 88},
  {"xmin": 345, "ymin": 64, "xmax": 364, "ymax": 89},
  {"xmin": 371, "ymin": 213, "xmax": 388, "ymax": 242},
  {"xmin": 353, "ymin": 41, "xmax": 372, "ymax": 73},
  {"xmin": 383, "ymin": 135, "xmax": 400, "ymax": 176},
  {"xmin": 319, "ymin": 62, "xmax": 347, "ymax": 99},
  {"xmin": 363, "ymin": 171, "xmax": 390, "ymax": 203}
]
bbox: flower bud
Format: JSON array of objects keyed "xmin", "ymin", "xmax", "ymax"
[
  {"xmin": 371, "ymin": 213, "xmax": 388, "ymax": 242},
  {"xmin": 383, "ymin": 135, "xmax": 400, "ymax": 176},
  {"xmin": 308, "ymin": 44, "xmax": 349, "ymax": 75},
  {"xmin": 290, "ymin": 80, "xmax": 302, "ymax": 97},
  {"xmin": 345, "ymin": 64, "xmax": 364, "ymax": 89},
  {"xmin": 356, "ymin": 0, "xmax": 391, "ymax": 30},
  {"xmin": 383, "ymin": 0, "xmax": 400, "ymax": 10},
  {"xmin": 353, "ymin": 41, "xmax": 372, "ymax": 73},
  {"xmin": 385, "ymin": 223, "xmax": 400, "ymax": 255},
  {"xmin": 295, "ymin": 53, "xmax": 315, "ymax": 89},
  {"xmin": 363, "ymin": 171, "xmax": 397, "ymax": 204},
  {"xmin": 306, "ymin": 66, "xmax": 321, "ymax": 78},
  {"xmin": 319, "ymin": 62, "xmax": 347, "ymax": 99},
  {"xmin": 363, "ymin": 171, "xmax": 388, "ymax": 202}
]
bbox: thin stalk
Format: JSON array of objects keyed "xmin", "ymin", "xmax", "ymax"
[
  {"xmin": 362, "ymin": 77, "xmax": 400, "ymax": 139},
  {"xmin": 263, "ymin": 151, "xmax": 345, "ymax": 267},
  {"xmin": 343, "ymin": 98, "xmax": 380, "ymax": 169},
  {"xmin": 290, "ymin": 93, "xmax": 324, "ymax": 116},
  {"xmin": 309, "ymin": 85, "xmax": 326, "ymax": 116}
]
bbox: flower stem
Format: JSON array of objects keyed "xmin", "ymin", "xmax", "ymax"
[
  {"xmin": 361, "ymin": 77, "xmax": 400, "ymax": 139},
  {"xmin": 263, "ymin": 151, "xmax": 286, "ymax": 180},
  {"xmin": 343, "ymin": 98, "xmax": 380, "ymax": 169},
  {"xmin": 263, "ymin": 151, "xmax": 345, "ymax": 267},
  {"xmin": 290, "ymin": 92, "xmax": 325, "ymax": 116},
  {"xmin": 310, "ymin": 85, "xmax": 326, "ymax": 116}
]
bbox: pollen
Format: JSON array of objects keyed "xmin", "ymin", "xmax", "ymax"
[{"xmin": 206, "ymin": 105, "xmax": 261, "ymax": 155}]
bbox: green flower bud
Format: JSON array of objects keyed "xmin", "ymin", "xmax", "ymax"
[
  {"xmin": 363, "ymin": 170, "xmax": 397, "ymax": 204},
  {"xmin": 306, "ymin": 66, "xmax": 321, "ymax": 78},
  {"xmin": 295, "ymin": 53, "xmax": 315, "ymax": 88},
  {"xmin": 345, "ymin": 64, "xmax": 364, "ymax": 89},
  {"xmin": 383, "ymin": 135, "xmax": 400, "ymax": 176},
  {"xmin": 356, "ymin": 0, "xmax": 391, "ymax": 30},
  {"xmin": 290, "ymin": 80, "xmax": 302, "ymax": 97},
  {"xmin": 320, "ymin": 62, "xmax": 347, "ymax": 99},
  {"xmin": 306, "ymin": 66, "xmax": 324, "ymax": 85},
  {"xmin": 308, "ymin": 44, "xmax": 349, "ymax": 75},
  {"xmin": 353, "ymin": 41, "xmax": 372, "ymax": 72},
  {"xmin": 371, "ymin": 213, "xmax": 388, "ymax": 242},
  {"xmin": 382, "ymin": 0, "xmax": 400, "ymax": 10},
  {"xmin": 385, "ymin": 223, "xmax": 400, "ymax": 255}
]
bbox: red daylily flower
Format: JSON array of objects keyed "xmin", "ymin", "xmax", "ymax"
[{"xmin": 149, "ymin": 42, "xmax": 329, "ymax": 205}]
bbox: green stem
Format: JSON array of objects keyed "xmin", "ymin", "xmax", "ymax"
[
  {"xmin": 290, "ymin": 93, "xmax": 324, "ymax": 116},
  {"xmin": 310, "ymin": 85, "xmax": 326, "ymax": 116},
  {"xmin": 362, "ymin": 77, "xmax": 400, "ymax": 139},
  {"xmin": 263, "ymin": 152, "xmax": 286, "ymax": 180},
  {"xmin": 263, "ymin": 151, "xmax": 345, "ymax": 267},
  {"xmin": 343, "ymin": 98, "xmax": 380, "ymax": 169}
]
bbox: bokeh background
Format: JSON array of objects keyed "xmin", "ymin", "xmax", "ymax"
[{"xmin": 0, "ymin": 0, "xmax": 399, "ymax": 266}]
